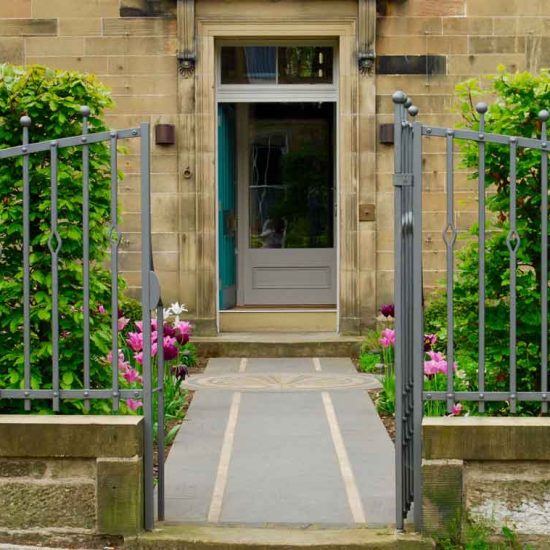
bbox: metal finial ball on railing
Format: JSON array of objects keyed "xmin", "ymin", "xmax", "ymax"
[
  {"xmin": 404, "ymin": 97, "xmax": 413, "ymax": 109},
  {"xmin": 79, "ymin": 105, "xmax": 91, "ymax": 118},
  {"xmin": 539, "ymin": 110, "xmax": 550, "ymax": 122},
  {"xmin": 475, "ymin": 102, "xmax": 488, "ymax": 115},
  {"xmin": 392, "ymin": 91, "xmax": 408, "ymax": 104},
  {"xmin": 20, "ymin": 115, "xmax": 31, "ymax": 128},
  {"xmin": 408, "ymin": 105, "xmax": 419, "ymax": 118}
]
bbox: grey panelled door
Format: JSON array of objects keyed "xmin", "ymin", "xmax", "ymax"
[{"xmin": 237, "ymin": 102, "xmax": 337, "ymax": 306}]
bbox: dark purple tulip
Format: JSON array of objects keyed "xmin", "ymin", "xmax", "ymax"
[
  {"xmin": 176, "ymin": 332, "xmax": 190, "ymax": 345},
  {"xmin": 379, "ymin": 304, "xmax": 395, "ymax": 318},
  {"xmin": 171, "ymin": 365, "xmax": 189, "ymax": 381},
  {"xmin": 424, "ymin": 333, "xmax": 437, "ymax": 352},
  {"xmin": 118, "ymin": 308, "xmax": 124, "ymax": 319},
  {"xmin": 163, "ymin": 343, "xmax": 179, "ymax": 361},
  {"xmin": 163, "ymin": 323, "xmax": 176, "ymax": 338}
]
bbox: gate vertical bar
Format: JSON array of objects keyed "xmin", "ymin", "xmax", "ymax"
[
  {"xmin": 81, "ymin": 107, "xmax": 91, "ymax": 411},
  {"xmin": 412, "ymin": 120, "xmax": 423, "ymax": 531},
  {"xmin": 140, "ymin": 122, "xmax": 154, "ymax": 530},
  {"xmin": 445, "ymin": 130, "xmax": 455, "ymax": 413},
  {"xmin": 110, "ymin": 131, "xmax": 120, "ymax": 412},
  {"xmin": 476, "ymin": 103, "xmax": 488, "ymax": 412},
  {"xmin": 49, "ymin": 141, "xmax": 61, "ymax": 412},
  {"xmin": 508, "ymin": 139, "xmax": 519, "ymax": 414},
  {"xmin": 393, "ymin": 91, "xmax": 406, "ymax": 531},
  {"xmin": 156, "ymin": 305, "xmax": 165, "ymax": 521},
  {"xmin": 539, "ymin": 110, "xmax": 548, "ymax": 414},
  {"xmin": 21, "ymin": 116, "xmax": 32, "ymax": 411}
]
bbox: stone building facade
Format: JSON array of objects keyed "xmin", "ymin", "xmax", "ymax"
[{"xmin": 0, "ymin": 0, "xmax": 548, "ymax": 335}]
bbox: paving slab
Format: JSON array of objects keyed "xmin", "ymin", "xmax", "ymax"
[{"xmin": 165, "ymin": 357, "xmax": 394, "ymax": 527}]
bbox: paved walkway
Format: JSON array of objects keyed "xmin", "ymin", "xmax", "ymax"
[{"xmin": 164, "ymin": 358, "xmax": 395, "ymax": 527}]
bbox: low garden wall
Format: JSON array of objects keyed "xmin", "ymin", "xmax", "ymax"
[
  {"xmin": 423, "ymin": 417, "xmax": 550, "ymax": 545},
  {"xmin": 0, "ymin": 415, "xmax": 144, "ymax": 547}
]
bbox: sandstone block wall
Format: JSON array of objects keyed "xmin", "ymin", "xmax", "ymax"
[
  {"xmin": 0, "ymin": 0, "xmax": 548, "ymax": 331},
  {"xmin": 375, "ymin": 0, "xmax": 550, "ymax": 305},
  {"xmin": 0, "ymin": 0, "xmax": 180, "ymax": 308},
  {"xmin": 0, "ymin": 415, "xmax": 144, "ymax": 546},
  {"xmin": 423, "ymin": 417, "xmax": 550, "ymax": 546}
]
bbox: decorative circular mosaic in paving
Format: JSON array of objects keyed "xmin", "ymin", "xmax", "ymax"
[{"xmin": 183, "ymin": 373, "xmax": 380, "ymax": 392}]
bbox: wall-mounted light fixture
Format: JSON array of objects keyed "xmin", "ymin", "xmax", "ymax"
[
  {"xmin": 155, "ymin": 124, "xmax": 176, "ymax": 145},
  {"xmin": 379, "ymin": 123, "xmax": 394, "ymax": 145}
]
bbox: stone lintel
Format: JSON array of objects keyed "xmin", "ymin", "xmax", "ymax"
[
  {"xmin": 423, "ymin": 417, "xmax": 550, "ymax": 460},
  {"xmin": 0, "ymin": 415, "xmax": 143, "ymax": 458}
]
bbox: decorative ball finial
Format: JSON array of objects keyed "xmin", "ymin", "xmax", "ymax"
[
  {"xmin": 408, "ymin": 105, "xmax": 419, "ymax": 117},
  {"xmin": 392, "ymin": 91, "xmax": 407, "ymax": 105},
  {"xmin": 20, "ymin": 115, "xmax": 31, "ymax": 128},
  {"xmin": 79, "ymin": 105, "xmax": 91, "ymax": 117},
  {"xmin": 475, "ymin": 102, "xmax": 488, "ymax": 115},
  {"xmin": 404, "ymin": 97, "xmax": 413, "ymax": 109},
  {"xmin": 539, "ymin": 109, "xmax": 550, "ymax": 122}
]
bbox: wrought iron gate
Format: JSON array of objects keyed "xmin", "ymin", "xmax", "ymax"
[
  {"xmin": 0, "ymin": 110, "xmax": 164, "ymax": 530},
  {"xmin": 393, "ymin": 89, "xmax": 550, "ymax": 532}
]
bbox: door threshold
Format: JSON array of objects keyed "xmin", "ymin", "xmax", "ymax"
[{"xmin": 219, "ymin": 309, "xmax": 337, "ymax": 333}]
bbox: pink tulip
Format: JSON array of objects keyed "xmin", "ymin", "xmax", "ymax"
[
  {"xmin": 126, "ymin": 399, "xmax": 142, "ymax": 411},
  {"xmin": 450, "ymin": 403, "xmax": 463, "ymax": 416},
  {"xmin": 379, "ymin": 328, "xmax": 395, "ymax": 348},
  {"xmin": 133, "ymin": 342, "xmax": 158, "ymax": 365},
  {"xmin": 174, "ymin": 321, "xmax": 192, "ymax": 344},
  {"xmin": 118, "ymin": 317, "xmax": 130, "ymax": 331},
  {"xmin": 98, "ymin": 304, "xmax": 106, "ymax": 315},
  {"xmin": 135, "ymin": 319, "xmax": 157, "ymax": 333},
  {"xmin": 123, "ymin": 368, "xmax": 141, "ymax": 384},
  {"xmin": 126, "ymin": 332, "xmax": 143, "ymax": 353}
]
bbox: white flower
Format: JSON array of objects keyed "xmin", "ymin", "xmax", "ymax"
[{"xmin": 163, "ymin": 302, "xmax": 188, "ymax": 322}]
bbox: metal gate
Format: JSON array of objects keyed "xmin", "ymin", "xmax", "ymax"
[
  {"xmin": 0, "ymin": 110, "xmax": 164, "ymax": 530},
  {"xmin": 393, "ymin": 89, "xmax": 550, "ymax": 532}
]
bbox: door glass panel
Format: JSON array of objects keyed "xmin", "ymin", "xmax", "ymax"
[
  {"xmin": 278, "ymin": 47, "xmax": 333, "ymax": 84},
  {"xmin": 248, "ymin": 103, "xmax": 334, "ymax": 249},
  {"xmin": 221, "ymin": 47, "xmax": 276, "ymax": 84}
]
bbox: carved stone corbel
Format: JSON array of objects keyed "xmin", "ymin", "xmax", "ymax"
[
  {"xmin": 358, "ymin": 0, "xmax": 376, "ymax": 75},
  {"xmin": 177, "ymin": 0, "xmax": 195, "ymax": 77}
]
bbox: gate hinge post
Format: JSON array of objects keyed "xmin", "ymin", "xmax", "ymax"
[{"xmin": 393, "ymin": 173, "xmax": 414, "ymax": 187}]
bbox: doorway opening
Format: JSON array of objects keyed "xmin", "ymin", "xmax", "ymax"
[{"xmin": 218, "ymin": 102, "xmax": 337, "ymax": 313}]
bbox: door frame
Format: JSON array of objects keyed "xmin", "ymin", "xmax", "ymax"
[
  {"xmin": 197, "ymin": 18, "xmax": 360, "ymax": 334},
  {"xmin": 234, "ymin": 101, "xmax": 338, "ymax": 307}
]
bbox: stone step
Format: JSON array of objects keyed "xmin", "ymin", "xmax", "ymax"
[
  {"xmin": 125, "ymin": 524, "xmax": 434, "ymax": 550},
  {"xmin": 194, "ymin": 332, "xmax": 363, "ymax": 358}
]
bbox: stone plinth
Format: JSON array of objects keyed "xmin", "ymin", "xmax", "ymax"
[
  {"xmin": 423, "ymin": 417, "xmax": 550, "ymax": 546},
  {"xmin": 0, "ymin": 415, "xmax": 144, "ymax": 545}
]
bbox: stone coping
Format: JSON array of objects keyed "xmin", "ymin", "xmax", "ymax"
[
  {"xmin": 423, "ymin": 417, "xmax": 550, "ymax": 461},
  {"xmin": 0, "ymin": 415, "xmax": 143, "ymax": 458}
]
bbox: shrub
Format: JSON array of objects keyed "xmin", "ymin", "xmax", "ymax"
[
  {"xmin": 426, "ymin": 68, "xmax": 550, "ymax": 415},
  {"xmin": 0, "ymin": 64, "xmax": 116, "ymax": 413}
]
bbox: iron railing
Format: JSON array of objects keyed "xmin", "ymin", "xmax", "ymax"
[
  {"xmin": 393, "ymin": 90, "xmax": 549, "ymax": 531},
  {"xmin": 0, "ymin": 111, "xmax": 164, "ymax": 530}
]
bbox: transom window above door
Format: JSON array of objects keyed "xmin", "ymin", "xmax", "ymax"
[
  {"xmin": 217, "ymin": 43, "xmax": 338, "ymax": 102},
  {"xmin": 221, "ymin": 46, "xmax": 334, "ymax": 85}
]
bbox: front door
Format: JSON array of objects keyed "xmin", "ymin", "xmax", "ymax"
[{"xmin": 237, "ymin": 102, "xmax": 336, "ymax": 305}]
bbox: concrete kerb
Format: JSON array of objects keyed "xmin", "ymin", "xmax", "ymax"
[{"xmin": 125, "ymin": 524, "xmax": 435, "ymax": 550}]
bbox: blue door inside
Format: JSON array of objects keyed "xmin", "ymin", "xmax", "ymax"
[{"xmin": 218, "ymin": 104, "xmax": 237, "ymax": 310}]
